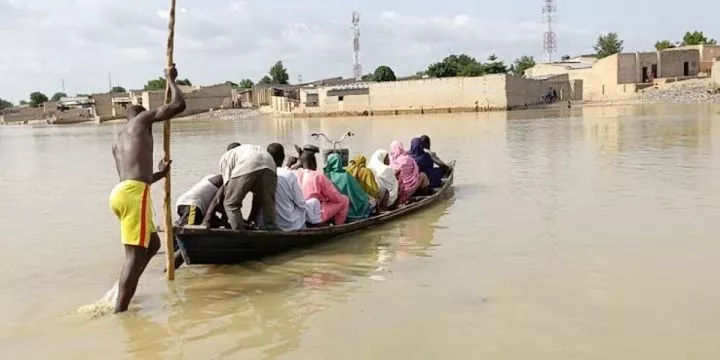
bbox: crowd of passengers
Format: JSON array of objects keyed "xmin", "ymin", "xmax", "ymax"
[{"xmin": 174, "ymin": 135, "xmax": 450, "ymax": 232}]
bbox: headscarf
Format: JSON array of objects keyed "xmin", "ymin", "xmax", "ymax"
[
  {"xmin": 409, "ymin": 137, "xmax": 443, "ymax": 188},
  {"xmin": 346, "ymin": 155, "xmax": 381, "ymax": 199},
  {"xmin": 409, "ymin": 137, "xmax": 434, "ymax": 174},
  {"xmin": 368, "ymin": 149, "xmax": 399, "ymax": 205},
  {"xmin": 389, "ymin": 140, "xmax": 420, "ymax": 195},
  {"xmin": 323, "ymin": 153, "xmax": 370, "ymax": 220}
]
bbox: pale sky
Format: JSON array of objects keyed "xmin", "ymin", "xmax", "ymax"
[{"xmin": 1, "ymin": 0, "xmax": 718, "ymax": 102}]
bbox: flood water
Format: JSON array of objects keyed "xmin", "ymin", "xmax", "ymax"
[{"xmin": 2, "ymin": 104, "xmax": 720, "ymax": 359}]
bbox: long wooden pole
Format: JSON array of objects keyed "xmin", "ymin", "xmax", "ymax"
[{"xmin": 163, "ymin": 0, "xmax": 177, "ymax": 281}]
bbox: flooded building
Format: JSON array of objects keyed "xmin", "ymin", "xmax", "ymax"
[
  {"xmin": 525, "ymin": 48, "xmax": 701, "ymax": 101},
  {"xmin": 289, "ymin": 74, "xmax": 562, "ymax": 116}
]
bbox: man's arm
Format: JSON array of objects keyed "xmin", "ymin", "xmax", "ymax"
[
  {"xmin": 290, "ymin": 175, "xmax": 307, "ymax": 210},
  {"xmin": 151, "ymin": 159, "xmax": 171, "ymax": 183},
  {"xmin": 140, "ymin": 66, "xmax": 187, "ymax": 125},
  {"xmin": 202, "ymin": 185, "xmax": 225, "ymax": 226}
]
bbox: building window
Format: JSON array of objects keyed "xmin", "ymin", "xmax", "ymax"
[{"xmin": 338, "ymin": 96, "xmax": 344, "ymax": 101}]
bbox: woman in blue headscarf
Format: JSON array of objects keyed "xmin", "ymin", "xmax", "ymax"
[{"xmin": 408, "ymin": 137, "xmax": 444, "ymax": 188}]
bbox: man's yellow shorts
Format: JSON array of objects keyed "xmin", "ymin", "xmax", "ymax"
[{"xmin": 109, "ymin": 180, "xmax": 156, "ymax": 248}]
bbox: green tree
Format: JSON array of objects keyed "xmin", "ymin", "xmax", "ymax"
[
  {"xmin": 269, "ymin": 61, "xmax": 289, "ymax": 84},
  {"xmin": 483, "ymin": 54, "xmax": 508, "ymax": 74},
  {"xmin": 29, "ymin": 92, "xmax": 49, "ymax": 107},
  {"xmin": 361, "ymin": 73, "xmax": 374, "ymax": 81},
  {"xmin": 110, "ymin": 86, "xmax": 127, "ymax": 93},
  {"xmin": 225, "ymin": 81, "xmax": 239, "ymax": 88},
  {"xmin": 426, "ymin": 54, "xmax": 485, "ymax": 78},
  {"xmin": 681, "ymin": 31, "xmax": 717, "ymax": 46},
  {"xmin": 510, "ymin": 55, "xmax": 536, "ymax": 77},
  {"xmin": 19, "ymin": 100, "xmax": 28, "ymax": 106},
  {"xmin": 50, "ymin": 92, "xmax": 67, "ymax": 102},
  {"xmin": 0, "ymin": 98, "xmax": 13, "ymax": 110},
  {"xmin": 594, "ymin": 32, "xmax": 624, "ymax": 59},
  {"xmin": 372, "ymin": 65, "xmax": 396, "ymax": 82},
  {"xmin": 654, "ymin": 40, "xmax": 675, "ymax": 51},
  {"xmin": 144, "ymin": 77, "xmax": 191, "ymax": 90},
  {"xmin": 239, "ymin": 79, "xmax": 254, "ymax": 88}
]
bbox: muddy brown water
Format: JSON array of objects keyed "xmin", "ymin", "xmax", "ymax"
[{"xmin": 2, "ymin": 104, "xmax": 720, "ymax": 359}]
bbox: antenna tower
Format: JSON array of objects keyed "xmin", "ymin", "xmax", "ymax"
[
  {"xmin": 352, "ymin": 11, "xmax": 362, "ymax": 81},
  {"xmin": 542, "ymin": 0, "xmax": 557, "ymax": 63}
]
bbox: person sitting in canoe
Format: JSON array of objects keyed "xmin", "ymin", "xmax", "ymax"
[
  {"xmin": 389, "ymin": 140, "xmax": 429, "ymax": 205},
  {"xmin": 324, "ymin": 153, "xmax": 372, "ymax": 221},
  {"xmin": 263, "ymin": 143, "xmax": 308, "ymax": 231},
  {"xmin": 409, "ymin": 137, "xmax": 444, "ymax": 189},
  {"xmin": 218, "ymin": 143, "xmax": 279, "ymax": 230},
  {"xmin": 368, "ymin": 149, "xmax": 400, "ymax": 210},
  {"xmin": 293, "ymin": 150, "xmax": 350, "ymax": 225},
  {"xmin": 419, "ymin": 135, "xmax": 450, "ymax": 176},
  {"xmin": 346, "ymin": 154, "xmax": 387, "ymax": 211}
]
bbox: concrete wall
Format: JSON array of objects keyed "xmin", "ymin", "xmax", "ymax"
[
  {"xmin": 505, "ymin": 76, "xmax": 552, "ymax": 106},
  {"xmin": 682, "ymin": 45, "xmax": 720, "ymax": 73},
  {"xmin": 617, "ymin": 53, "xmax": 638, "ymax": 84},
  {"xmin": 298, "ymin": 75, "xmax": 566, "ymax": 115},
  {"xmin": 367, "ymin": 75, "xmax": 508, "ymax": 111},
  {"xmin": 138, "ymin": 83, "xmax": 232, "ymax": 116},
  {"xmin": 660, "ymin": 48, "xmax": 699, "ymax": 78},
  {"xmin": 0, "ymin": 107, "xmax": 46, "ymax": 123},
  {"xmin": 92, "ymin": 93, "xmax": 113, "ymax": 117},
  {"xmin": 633, "ymin": 52, "xmax": 660, "ymax": 83},
  {"xmin": 712, "ymin": 60, "xmax": 720, "ymax": 88}
]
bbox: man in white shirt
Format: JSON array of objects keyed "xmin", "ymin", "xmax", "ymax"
[
  {"xmin": 266, "ymin": 143, "xmax": 307, "ymax": 231},
  {"xmin": 175, "ymin": 174, "xmax": 223, "ymax": 226},
  {"xmin": 219, "ymin": 143, "xmax": 278, "ymax": 230}
]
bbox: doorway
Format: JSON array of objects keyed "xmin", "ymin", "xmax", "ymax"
[
  {"xmin": 683, "ymin": 62, "xmax": 689, "ymax": 76},
  {"xmin": 642, "ymin": 66, "xmax": 649, "ymax": 83},
  {"xmin": 651, "ymin": 64, "xmax": 658, "ymax": 79}
]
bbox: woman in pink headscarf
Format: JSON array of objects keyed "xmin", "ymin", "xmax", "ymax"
[{"xmin": 389, "ymin": 140, "xmax": 429, "ymax": 205}]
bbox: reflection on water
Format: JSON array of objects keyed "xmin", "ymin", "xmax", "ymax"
[{"xmin": 3, "ymin": 104, "xmax": 720, "ymax": 359}]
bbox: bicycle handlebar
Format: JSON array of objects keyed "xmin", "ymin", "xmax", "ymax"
[{"xmin": 310, "ymin": 131, "xmax": 354, "ymax": 150}]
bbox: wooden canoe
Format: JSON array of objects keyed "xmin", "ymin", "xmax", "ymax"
[{"xmin": 174, "ymin": 161, "xmax": 456, "ymax": 265}]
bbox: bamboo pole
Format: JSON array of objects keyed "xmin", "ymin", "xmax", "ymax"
[{"xmin": 163, "ymin": 0, "xmax": 177, "ymax": 281}]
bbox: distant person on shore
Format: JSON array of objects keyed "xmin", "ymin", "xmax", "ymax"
[
  {"xmin": 368, "ymin": 149, "xmax": 399, "ymax": 209},
  {"xmin": 108, "ymin": 64, "xmax": 186, "ymax": 313},
  {"xmin": 419, "ymin": 135, "xmax": 450, "ymax": 176},
  {"xmin": 265, "ymin": 143, "xmax": 308, "ymax": 231},
  {"xmin": 293, "ymin": 150, "xmax": 350, "ymax": 225},
  {"xmin": 219, "ymin": 143, "xmax": 279, "ymax": 230},
  {"xmin": 409, "ymin": 137, "xmax": 444, "ymax": 189}
]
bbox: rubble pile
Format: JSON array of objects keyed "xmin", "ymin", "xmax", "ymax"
[{"xmin": 634, "ymin": 79, "xmax": 720, "ymax": 104}]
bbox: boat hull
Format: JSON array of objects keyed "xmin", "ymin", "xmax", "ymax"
[{"xmin": 175, "ymin": 161, "xmax": 455, "ymax": 265}]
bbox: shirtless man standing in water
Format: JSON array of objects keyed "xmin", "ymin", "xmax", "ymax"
[{"xmin": 109, "ymin": 65, "xmax": 186, "ymax": 313}]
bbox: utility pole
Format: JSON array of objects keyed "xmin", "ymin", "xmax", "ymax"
[
  {"xmin": 61, "ymin": 78, "xmax": 65, "ymax": 93},
  {"xmin": 108, "ymin": 72, "xmax": 112, "ymax": 92}
]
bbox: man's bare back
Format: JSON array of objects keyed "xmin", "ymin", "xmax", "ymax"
[{"xmin": 112, "ymin": 66, "xmax": 185, "ymax": 184}]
